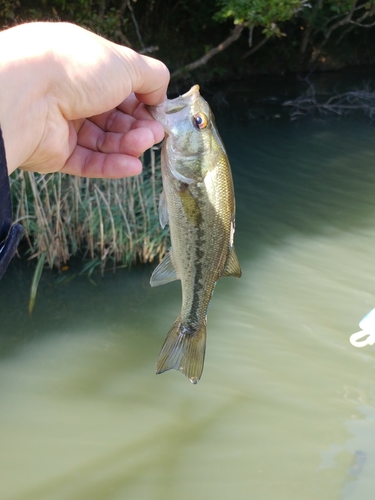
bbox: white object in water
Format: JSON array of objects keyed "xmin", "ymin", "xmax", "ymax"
[{"xmin": 350, "ymin": 308, "xmax": 375, "ymax": 348}]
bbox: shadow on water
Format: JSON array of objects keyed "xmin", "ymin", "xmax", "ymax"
[
  {"xmin": 0, "ymin": 261, "xmax": 161, "ymax": 357},
  {"xmin": 8, "ymin": 395, "xmax": 245, "ymax": 500}
]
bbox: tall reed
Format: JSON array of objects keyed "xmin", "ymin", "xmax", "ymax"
[{"xmin": 9, "ymin": 147, "xmax": 168, "ymax": 273}]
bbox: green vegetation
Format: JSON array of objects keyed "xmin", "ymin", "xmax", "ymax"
[
  {"xmin": 215, "ymin": 0, "xmax": 306, "ymax": 36},
  {"xmin": 1, "ymin": 1, "xmax": 375, "ymax": 78}
]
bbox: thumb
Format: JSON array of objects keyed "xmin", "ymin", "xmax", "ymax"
[
  {"xmin": 45, "ymin": 23, "xmax": 170, "ymax": 118},
  {"xmin": 115, "ymin": 48, "xmax": 170, "ymax": 106}
]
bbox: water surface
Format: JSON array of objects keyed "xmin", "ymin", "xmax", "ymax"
[{"xmin": 1, "ymin": 75, "xmax": 375, "ymax": 500}]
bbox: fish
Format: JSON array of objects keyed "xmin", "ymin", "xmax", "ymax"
[{"xmin": 148, "ymin": 85, "xmax": 241, "ymax": 384}]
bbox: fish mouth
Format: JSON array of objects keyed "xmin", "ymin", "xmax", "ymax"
[{"xmin": 148, "ymin": 85, "xmax": 201, "ymax": 128}]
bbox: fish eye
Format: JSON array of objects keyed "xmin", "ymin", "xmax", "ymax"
[{"xmin": 193, "ymin": 113, "xmax": 208, "ymax": 130}]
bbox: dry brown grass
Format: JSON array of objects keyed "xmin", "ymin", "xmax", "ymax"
[{"xmin": 9, "ymin": 147, "xmax": 168, "ymax": 273}]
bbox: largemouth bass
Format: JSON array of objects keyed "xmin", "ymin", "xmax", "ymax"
[{"xmin": 148, "ymin": 85, "xmax": 241, "ymax": 384}]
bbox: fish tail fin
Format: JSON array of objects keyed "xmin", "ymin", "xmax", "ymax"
[{"xmin": 156, "ymin": 318, "xmax": 206, "ymax": 384}]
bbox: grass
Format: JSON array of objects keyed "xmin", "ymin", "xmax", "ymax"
[{"xmin": 9, "ymin": 147, "xmax": 169, "ymax": 275}]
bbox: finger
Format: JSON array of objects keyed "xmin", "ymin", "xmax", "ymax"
[
  {"xmin": 61, "ymin": 146, "xmax": 143, "ymax": 178},
  {"xmin": 129, "ymin": 119, "xmax": 165, "ymax": 144},
  {"xmin": 88, "ymin": 96, "xmax": 161, "ymax": 133},
  {"xmin": 77, "ymin": 119, "xmax": 163, "ymax": 155},
  {"xmin": 116, "ymin": 93, "xmax": 144, "ymax": 116},
  {"xmin": 88, "ymin": 110, "xmax": 137, "ymax": 134},
  {"xmin": 132, "ymin": 102, "xmax": 157, "ymax": 121},
  {"xmin": 116, "ymin": 95, "xmax": 158, "ymax": 121}
]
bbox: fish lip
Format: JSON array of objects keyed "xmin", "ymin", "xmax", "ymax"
[
  {"xmin": 147, "ymin": 85, "xmax": 202, "ymax": 129},
  {"xmin": 180, "ymin": 84, "xmax": 200, "ymax": 99},
  {"xmin": 163, "ymin": 85, "xmax": 201, "ymax": 114}
]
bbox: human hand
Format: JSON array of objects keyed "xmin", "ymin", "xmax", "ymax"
[{"xmin": 0, "ymin": 22, "xmax": 170, "ymax": 177}]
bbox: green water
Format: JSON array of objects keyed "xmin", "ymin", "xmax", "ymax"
[{"xmin": 2, "ymin": 75, "xmax": 375, "ymax": 499}]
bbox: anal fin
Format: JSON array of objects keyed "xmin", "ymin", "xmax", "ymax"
[{"xmin": 222, "ymin": 246, "xmax": 242, "ymax": 278}]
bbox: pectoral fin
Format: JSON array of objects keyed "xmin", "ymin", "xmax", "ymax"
[
  {"xmin": 150, "ymin": 249, "xmax": 179, "ymax": 287},
  {"xmin": 222, "ymin": 246, "xmax": 242, "ymax": 278}
]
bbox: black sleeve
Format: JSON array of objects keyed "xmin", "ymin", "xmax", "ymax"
[{"xmin": 0, "ymin": 128, "xmax": 24, "ymax": 280}]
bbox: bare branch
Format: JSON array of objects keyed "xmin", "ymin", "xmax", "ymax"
[
  {"xmin": 171, "ymin": 24, "xmax": 245, "ymax": 78},
  {"xmin": 349, "ymin": 7, "xmax": 375, "ymax": 26},
  {"xmin": 126, "ymin": 0, "xmax": 145, "ymax": 50},
  {"xmin": 351, "ymin": 19, "xmax": 375, "ymax": 27},
  {"xmin": 242, "ymin": 36, "xmax": 269, "ymax": 59},
  {"xmin": 311, "ymin": 0, "xmax": 375, "ymax": 62},
  {"xmin": 283, "ymin": 82, "xmax": 375, "ymax": 120},
  {"xmin": 300, "ymin": 0, "xmax": 323, "ymax": 55},
  {"xmin": 248, "ymin": 25, "xmax": 254, "ymax": 47},
  {"xmin": 139, "ymin": 45, "xmax": 159, "ymax": 55}
]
